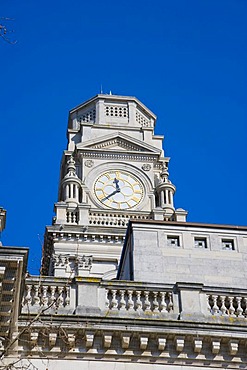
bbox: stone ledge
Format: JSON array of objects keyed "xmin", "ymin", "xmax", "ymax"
[{"xmin": 12, "ymin": 327, "xmax": 247, "ymax": 368}]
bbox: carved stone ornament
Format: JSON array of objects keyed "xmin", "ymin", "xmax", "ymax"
[
  {"xmin": 142, "ymin": 163, "xmax": 151, "ymax": 171},
  {"xmin": 53, "ymin": 254, "xmax": 69, "ymax": 267},
  {"xmin": 77, "ymin": 255, "xmax": 93, "ymax": 270},
  {"xmin": 84, "ymin": 159, "xmax": 94, "ymax": 168}
]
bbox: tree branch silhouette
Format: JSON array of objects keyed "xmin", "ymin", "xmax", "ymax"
[{"xmin": 0, "ymin": 18, "xmax": 17, "ymax": 44}]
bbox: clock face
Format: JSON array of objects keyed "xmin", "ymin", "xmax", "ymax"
[{"xmin": 94, "ymin": 170, "xmax": 144, "ymax": 209}]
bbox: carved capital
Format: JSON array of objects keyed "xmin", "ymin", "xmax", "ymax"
[
  {"xmin": 77, "ymin": 255, "xmax": 93, "ymax": 270},
  {"xmin": 53, "ymin": 254, "xmax": 69, "ymax": 267}
]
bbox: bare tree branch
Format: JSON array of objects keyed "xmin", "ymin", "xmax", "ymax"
[{"xmin": 0, "ymin": 18, "xmax": 17, "ymax": 44}]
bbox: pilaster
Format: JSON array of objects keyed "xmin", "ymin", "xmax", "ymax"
[
  {"xmin": 128, "ymin": 101, "xmax": 137, "ymax": 125},
  {"xmin": 96, "ymin": 99, "xmax": 105, "ymax": 124}
]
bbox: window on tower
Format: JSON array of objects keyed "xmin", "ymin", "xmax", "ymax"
[
  {"xmin": 194, "ymin": 237, "xmax": 207, "ymax": 249},
  {"xmin": 167, "ymin": 235, "xmax": 180, "ymax": 247},
  {"xmin": 221, "ymin": 239, "xmax": 235, "ymax": 250}
]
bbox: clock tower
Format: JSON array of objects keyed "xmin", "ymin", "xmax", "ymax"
[{"xmin": 42, "ymin": 94, "xmax": 187, "ymax": 278}]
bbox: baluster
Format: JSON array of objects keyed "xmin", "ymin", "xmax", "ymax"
[
  {"xmin": 220, "ymin": 295, "xmax": 227, "ymax": 316},
  {"xmin": 105, "ymin": 289, "xmax": 110, "ymax": 309},
  {"xmin": 33, "ymin": 285, "xmax": 40, "ymax": 306},
  {"xmin": 50, "ymin": 286, "xmax": 56, "ymax": 307},
  {"xmin": 65, "ymin": 286, "xmax": 70, "ymax": 306},
  {"xmin": 68, "ymin": 212, "xmax": 71, "ymax": 223},
  {"xmin": 119, "ymin": 290, "xmax": 126, "ymax": 311},
  {"xmin": 136, "ymin": 291, "xmax": 142, "ymax": 311},
  {"xmin": 206, "ymin": 294, "xmax": 212, "ymax": 313},
  {"xmin": 111, "ymin": 289, "xmax": 118, "ymax": 311},
  {"xmin": 167, "ymin": 292, "xmax": 173, "ymax": 311},
  {"xmin": 144, "ymin": 291, "xmax": 151, "ymax": 312},
  {"xmin": 153, "ymin": 292, "xmax": 159, "ymax": 313},
  {"xmin": 236, "ymin": 296, "xmax": 243, "ymax": 317},
  {"xmin": 127, "ymin": 290, "xmax": 134, "ymax": 311},
  {"xmin": 57, "ymin": 287, "xmax": 64, "ymax": 308},
  {"xmin": 228, "ymin": 296, "xmax": 236, "ymax": 316},
  {"xmin": 242, "ymin": 297, "xmax": 247, "ymax": 318},
  {"xmin": 25, "ymin": 285, "xmax": 32, "ymax": 306},
  {"xmin": 160, "ymin": 292, "xmax": 168, "ymax": 313},
  {"xmin": 41, "ymin": 286, "xmax": 48, "ymax": 308},
  {"xmin": 211, "ymin": 295, "xmax": 219, "ymax": 315}
]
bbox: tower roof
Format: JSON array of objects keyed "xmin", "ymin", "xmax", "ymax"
[{"xmin": 69, "ymin": 94, "xmax": 157, "ymax": 121}]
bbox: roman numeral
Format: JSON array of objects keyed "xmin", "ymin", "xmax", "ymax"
[{"xmin": 134, "ymin": 190, "xmax": 142, "ymax": 194}]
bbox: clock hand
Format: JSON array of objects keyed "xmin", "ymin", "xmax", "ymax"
[
  {"xmin": 102, "ymin": 188, "xmax": 120, "ymax": 202},
  {"xmin": 113, "ymin": 178, "xmax": 120, "ymax": 191}
]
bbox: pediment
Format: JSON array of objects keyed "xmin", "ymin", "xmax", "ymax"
[{"xmin": 76, "ymin": 132, "xmax": 161, "ymax": 154}]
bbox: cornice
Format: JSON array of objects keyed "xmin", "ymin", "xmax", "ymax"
[
  {"xmin": 128, "ymin": 219, "xmax": 247, "ymax": 231},
  {"xmin": 14, "ymin": 322, "xmax": 247, "ymax": 367},
  {"xmin": 80, "ymin": 151, "xmax": 158, "ymax": 161},
  {"xmin": 45, "ymin": 228, "xmax": 126, "ymax": 242}
]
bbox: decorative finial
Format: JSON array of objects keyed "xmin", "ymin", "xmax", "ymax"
[
  {"xmin": 66, "ymin": 155, "xmax": 77, "ymax": 177},
  {"xmin": 67, "ymin": 155, "xmax": 75, "ymax": 167},
  {"xmin": 160, "ymin": 164, "xmax": 170, "ymax": 183}
]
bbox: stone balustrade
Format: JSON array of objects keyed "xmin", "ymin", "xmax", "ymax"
[
  {"xmin": 15, "ymin": 280, "xmax": 247, "ymax": 367},
  {"xmin": 89, "ymin": 211, "xmax": 152, "ymax": 227},
  {"xmin": 207, "ymin": 293, "xmax": 247, "ymax": 317},
  {"xmin": 22, "ymin": 278, "xmax": 70, "ymax": 313},
  {"xmin": 21, "ymin": 277, "xmax": 247, "ymax": 323},
  {"xmin": 66, "ymin": 210, "xmax": 78, "ymax": 224},
  {"xmin": 106, "ymin": 287, "xmax": 173, "ymax": 313}
]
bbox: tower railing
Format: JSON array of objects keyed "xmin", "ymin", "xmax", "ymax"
[{"xmin": 89, "ymin": 211, "xmax": 152, "ymax": 227}]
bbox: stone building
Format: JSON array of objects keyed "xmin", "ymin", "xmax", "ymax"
[{"xmin": 1, "ymin": 94, "xmax": 247, "ymax": 370}]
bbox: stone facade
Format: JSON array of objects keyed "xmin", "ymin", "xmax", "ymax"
[
  {"xmin": 118, "ymin": 221, "xmax": 247, "ymax": 288},
  {"xmin": 0, "ymin": 94, "xmax": 246, "ymax": 370}
]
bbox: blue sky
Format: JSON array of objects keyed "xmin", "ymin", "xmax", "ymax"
[{"xmin": 1, "ymin": 1, "xmax": 246, "ymax": 274}]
